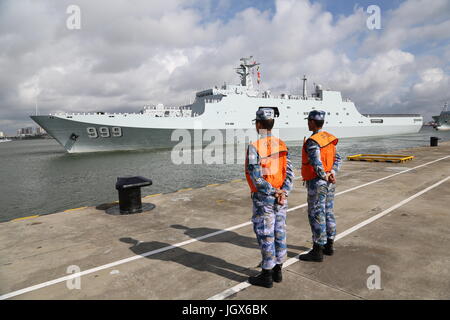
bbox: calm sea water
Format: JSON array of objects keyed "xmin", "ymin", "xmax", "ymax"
[{"xmin": 1, "ymin": 126, "xmax": 449, "ymax": 222}]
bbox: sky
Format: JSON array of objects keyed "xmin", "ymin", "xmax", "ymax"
[{"xmin": 0, "ymin": 0, "xmax": 449, "ymax": 135}]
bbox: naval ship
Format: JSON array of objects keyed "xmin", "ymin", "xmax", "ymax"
[
  {"xmin": 432, "ymin": 103, "xmax": 450, "ymax": 131},
  {"xmin": 31, "ymin": 57, "xmax": 423, "ymax": 153}
]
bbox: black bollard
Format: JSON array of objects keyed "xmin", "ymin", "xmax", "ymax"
[
  {"xmin": 430, "ymin": 137, "xmax": 439, "ymax": 147},
  {"xmin": 115, "ymin": 176, "xmax": 152, "ymax": 214}
]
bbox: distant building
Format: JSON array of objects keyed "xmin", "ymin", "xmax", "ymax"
[
  {"xmin": 17, "ymin": 127, "xmax": 34, "ymax": 137},
  {"xmin": 36, "ymin": 127, "xmax": 46, "ymax": 135},
  {"xmin": 0, "ymin": 131, "xmax": 4, "ymax": 138}
]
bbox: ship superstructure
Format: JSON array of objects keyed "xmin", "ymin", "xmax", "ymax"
[{"xmin": 432, "ymin": 103, "xmax": 450, "ymax": 131}]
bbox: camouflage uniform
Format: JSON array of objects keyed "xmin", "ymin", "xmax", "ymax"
[
  {"xmin": 305, "ymin": 129, "xmax": 342, "ymax": 246},
  {"xmin": 247, "ymin": 134, "xmax": 295, "ymax": 270}
]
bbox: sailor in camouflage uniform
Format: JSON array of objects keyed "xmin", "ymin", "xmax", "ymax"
[
  {"xmin": 245, "ymin": 108, "xmax": 295, "ymax": 288},
  {"xmin": 299, "ymin": 110, "xmax": 342, "ymax": 262}
]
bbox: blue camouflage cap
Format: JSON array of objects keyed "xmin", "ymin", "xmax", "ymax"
[
  {"xmin": 305, "ymin": 110, "xmax": 326, "ymax": 120},
  {"xmin": 254, "ymin": 108, "xmax": 275, "ymax": 121}
]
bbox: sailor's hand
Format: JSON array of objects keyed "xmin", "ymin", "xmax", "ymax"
[
  {"xmin": 275, "ymin": 189, "xmax": 287, "ymax": 205},
  {"xmin": 328, "ymin": 172, "xmax": 336, "ymax": 184},
  {"xmin": 278, "ymin": 194, "xmax": 287, "ymax": 205}
]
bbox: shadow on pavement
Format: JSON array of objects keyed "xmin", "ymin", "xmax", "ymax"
[{"xmin": 120, "ymin": 237, "xmax": 252, "ymax": 282}]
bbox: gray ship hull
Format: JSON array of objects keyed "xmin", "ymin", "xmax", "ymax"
[
  {"xmin": 31, "ymin": 115, "xmax": 422, "ymax": 153},
  {"xmin": 31, "ymin": 115, "xmax": 265, "ymax": 153},
  {"xmin": 31, "ymin": 116, "xmax": 182, "ymax": 153}
]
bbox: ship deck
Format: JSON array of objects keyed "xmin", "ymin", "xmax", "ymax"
[{"xmin": 1, "ymin": 141, "xmax": 449, "ymax": 300}]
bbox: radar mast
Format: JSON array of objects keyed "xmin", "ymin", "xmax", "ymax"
[
  {"xmin": 302, "ymin": 75, "xmax": 307, "ymax": 98},
  {"xmin": 235, "ymin": 56, "xmax": 260, "ymax": 89}
]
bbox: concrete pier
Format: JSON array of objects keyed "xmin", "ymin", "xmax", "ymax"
[{"xmin": 1, "ymin": 141, "xmax": 449, "ymax": 300}]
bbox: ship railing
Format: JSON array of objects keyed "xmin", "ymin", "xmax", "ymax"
[
  {"xmin": 259, "ymin": 95, "xmax": 321, "ymax": 101},
  {"xmin": 52, "ymin": 110, "xmax": 198, "ymax": 117},
  {"xmin": 362, "ymin": 114, "xmax": 422, "ymax": 117}
]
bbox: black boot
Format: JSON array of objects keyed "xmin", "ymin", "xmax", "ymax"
[
  {"xmin": 299, "ymin": 243, "xmax": 324, "ymax": 262},
  {"xmin": 272, "ymin": 264, "xmax": 283, "ymax": 283},
  {"xmin": 249, "ymin": 269, "xmax": 273, "ymax": 288},
  {"xmin": 323, "ymin": 238, "xmax": 334, "ymax": 256}
]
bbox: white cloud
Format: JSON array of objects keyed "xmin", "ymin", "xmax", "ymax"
[
  {"xmin": 412, "ymin": 68, "xmax": 449, "ymax": 99},
  {"xmin": 328, "ymin": 49, "xmax": 416, "ymax": 106},
  {"xmin": 0, "ymin": 0, "xmax": 449, "ymax": 134}
]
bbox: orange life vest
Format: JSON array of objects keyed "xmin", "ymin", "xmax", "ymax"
[
  {"xmin": 301, "ymin": 131, "xmax": 338, "ymax": 181},
  {"xmin": 245, "ymin": 135, "xmax": 288, "ymax": 193}
]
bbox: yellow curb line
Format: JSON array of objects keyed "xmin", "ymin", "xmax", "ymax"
[
  {"xmin": 11, "ymin": 215, "xmax": 40, "ymax": 222},
  {"xmin": 144, "ymin": 193, "xmax": 162, "ymax": 198},
  {"xmin": 177, "ymin": 188, "xmax": 193, "ymax": 192},
  {"xmin": 64, "ymin": 206, "xmax": 88, "ymax": 213},
  {"xmin": 206, "ymin": 184, "xmax": 220, "ymax": 187},
  {"xmin": 230, "ymin": 179, "xmax": 243, "ymax": 183}
]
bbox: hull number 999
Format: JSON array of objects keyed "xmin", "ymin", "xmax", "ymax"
[{"xmin": 87, "ymin": 127, "xmax": 123, "ymax": 138}]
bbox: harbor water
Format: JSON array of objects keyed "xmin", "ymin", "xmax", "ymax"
[{"xmin": 1, "ymin": 126, "xmax": 449, "ymax": 222}]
